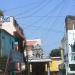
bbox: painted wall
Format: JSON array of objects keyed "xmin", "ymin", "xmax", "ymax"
[
  {"xmin": 68, "ymin": 30, "xmax": 75, "ymax": 62},
  {"xmin": 0, "ymin": 29, "xmax": 24, "ymax": 62},
  {"xmin": 0, "ymin": 29, "xmax": 15, "ymax": 56},
  {"xmin": 2, "ymin": 17, "xmax": 16, "ymax": 35},
  {"xmin": 50, "ymin": 57, "xmax": 62, "ymax": 71}
]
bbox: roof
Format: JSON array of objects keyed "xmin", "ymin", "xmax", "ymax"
[
  {"xmin": 51, "ymin": 57, "xmax": 61, "ymax": 59},
  {"xmin": 0, "ymin": 29, "xmax": 15, "ymax": 38},
  {"xmin": 50, "ymin": 57, "xmax": 61, "ymax": 59},
  {"xmin": 26, "ymin": 41, "xmax": 37, "ymax": 46},
  {"xmin": 26, "ymin": 39, "xmax": 41, "ymax": 46},
  {"xmin": 28, "ymin": 59, "xmax": 51, "ymax": 63},
  {"xmin": 66, "ymin": 15, "xmax": 75, "ymax": 20}
]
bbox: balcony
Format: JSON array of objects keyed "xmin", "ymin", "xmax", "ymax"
[
  {"xmin": 13, "ymin": 20, "xmax": 24, "ymax": 40},
  {"xmin": 14, "ymin": 27, "xmax": 24, "ymax": 40}
]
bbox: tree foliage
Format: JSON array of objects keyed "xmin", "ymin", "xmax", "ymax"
[{"xmin": 50, "ymin": 48, "xmax": 61, "ymax": 57}]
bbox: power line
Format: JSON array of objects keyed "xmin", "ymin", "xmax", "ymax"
[
  {"xmin": 28, "ymin": 0, "xmax": 65, "ymax": 32},
  {"xmin": 16, "ymin": 16, "xmax": 65, "ymax": 19},
  {"xmin": 15, "ymin": 0, "xmax": 65, "ymax": 19},
  {"xmin": 4, "ymin": 2, "xmax": 38, "ymax": 13},
  {"xmin": 4, "ymin": 0, "xmax": 65, "ymax": 33},
  {"xmin": 17, "ymin": 0, "xmax": 65, "ymax": 30},
  {"xmin": 16, "ymin": 0, "xmax": 65, "ymax": 31},
  {"xmin": 14, "ymin": 0, "xmax": 51, "ymax": 17},
  {"xmin": 19, "ymin": 0, "xmax": 71, "ymax": 36},
  {"xmin": 37, "ymin": 0, "xmax": 65, "ymax": 33}
]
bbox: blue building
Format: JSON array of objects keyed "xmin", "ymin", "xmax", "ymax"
[
  {"xmin": 0, "ymin": 16, "xmax": 26, "ymax": 75},
  {"xmin": 0, "ymin": 29, "xmax": 15, "ymax": 56}
]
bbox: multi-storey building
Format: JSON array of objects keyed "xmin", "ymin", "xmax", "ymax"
[
  {"xmin": 61, "ymin": 16, "xmax": 75, "ymax": 75},
  {"xmin": 0, "ymin": 16, "xmax": 26, "ymax": 74},
  {"xmin": 2, "ymin": 16, "xmax": 25, "ymax": 52}
]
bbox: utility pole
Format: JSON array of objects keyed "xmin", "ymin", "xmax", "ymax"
[
  {"xmin": 26, "ymin": 47, "xmax": 30, "ymax": 75},
  {"xmin": 0, "ymin": 9, "xmax": 3, "ymax": 56},
  {"xmin": 23, "ymin": 44, "xmax": 30, "ymax": 75}
]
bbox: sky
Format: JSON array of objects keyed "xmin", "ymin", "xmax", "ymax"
[{"xmin": 0, "ymin": 0, "xmax": 75, "ymax": 56}]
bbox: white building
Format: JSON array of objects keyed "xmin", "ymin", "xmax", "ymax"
[{"xmin": 61, "ymin": 16, "xmax": 75, "ymax": 75}]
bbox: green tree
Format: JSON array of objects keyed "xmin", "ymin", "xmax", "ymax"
[{"xmin": 50, "ymin": 48, "xmax": 61, "ymax": 57}]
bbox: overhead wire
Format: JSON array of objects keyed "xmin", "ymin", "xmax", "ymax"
[
  {"xmin": 17, "ymin": 0, "xmax": 75, "ymax": 35},
  {"xmin": 29, "ymin": 0, "xmax": 65, "ymax": 33},
  {"xmin": 4, "ymin": 2, "xmax": 38, "ymax": 13},
  {"xmin": 4, "ymin": 0, "xmax": 65, "ymax": 34},
  {"xmin": 31, "ymin": 0, "xmax": 65, "ymax": 53},
  {"xmin": 26, "ymin": 0, "xmax": 75, "ymax": 55},
  {"xmin": 4, "ymin": 0, "xmax": 75, "ymax": 36},
  {"xmin": 14, "ymin": 0, "xmax": 52, "ymax": 18},
  {"xmin": 4, "ymin": 0, "xmax": 48, "ymax": 20},
  {"xmin": 18, "ymin": 0, "xmax": 65, "ymax": 30},
  {"xmin": 46, "ymin": 0, "xmax": 65, "ymax": 33},
  {"xmin": 15, "ymin": 1, "xmax": 65, "ymax": 19},
  {"xmin": 43, "ymin": 0, "xmax": 75, "ymax": 54},
  {"xmin": 3, "ymin": 0, "xmax": 53, "ymax": 30},
  {"xmin": 15, "ymin": 0, "xmax": 55, "ymax": 27},
  {"xmin": 2, "ymin": 0, "xmax": 75, "ymax": 56}
]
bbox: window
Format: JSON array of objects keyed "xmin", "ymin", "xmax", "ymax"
[
  {"xmin": 71, "ymin": 43, "xmax": 75, "ymax": 52},
  {"xmin": 71, "ymin": 55, "xmax": 75, "ymax": 60}
]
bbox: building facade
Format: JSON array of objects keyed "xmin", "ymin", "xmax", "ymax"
[
  {"xmin": 26, "ymin": 39, "xmax": 43, "ymax": 59},
  {"xmin": 61, "ymin": 16, "xmax": 75, "ymax": 75},
  {"xmin": 50, "ymin": 57, "xmax": 62, "ymax": 75},
  {"xmin": 0, "ymin": 16, "xmax": 26, "ymax": 74},
  {"xmin": 0, "ymin": 29, "xmax": 15, "ymax": 56}
]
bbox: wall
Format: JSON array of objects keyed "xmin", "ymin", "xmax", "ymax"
[
  {"xmin": 0, "ymin": 29, "xmax": 15, "ymax": 56},
  {"xmin": 2, "ymin": 17, "xmax": 16, "ymax": 35},
  {"xmin": 50, "ymin": 57, "xmax": 62, "ymax": 72}
]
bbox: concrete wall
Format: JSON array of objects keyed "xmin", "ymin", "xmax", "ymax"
[
  {"xmin": 0, "ymin": 29, "xmax": 15, "ymax": 56},
  {"xmin": 2, "ymin": 17, "xmax": 16, "ymax": 35}
]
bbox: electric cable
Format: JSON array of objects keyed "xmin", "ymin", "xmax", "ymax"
[{"xmin": 14, "ymin": 0, "xmax": 51, "ymax": 17}]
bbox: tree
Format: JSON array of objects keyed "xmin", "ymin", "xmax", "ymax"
[{"xmin": 49, "ymin": 48, "xmax": 61, "ymax": 57}]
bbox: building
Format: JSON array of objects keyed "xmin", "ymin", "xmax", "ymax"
[
  {"xmin": 61, "ymin": 15, "xmax": 75, "ymax": 75},
  {"xmin": 0, "ymin": 16, "xmax": 26, "ymax": 74},
  {"xmin": 50, "ymin": 57, "xmax": 62, "ymax": 75},
  {"xmin": 0, "ymin": 28, "xmax": 16, "ymax": 75},
  {"xmin": 25, "ymin": 39, "xmax": 50, "ymax": 75},
  {"xmin": 29, "ymin": 58, "xmax": 51, "ymax": 75},
  {"xmin": 1, "ymin": 16, "xmax": 25, "ymax": 52},
  {"xmin": 0, "ymin": 29, "xmax": 15, "ymax": 56},
  {"xmin": 26, "ymin": 39, "xmax": 43, "ymax": 59}
]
